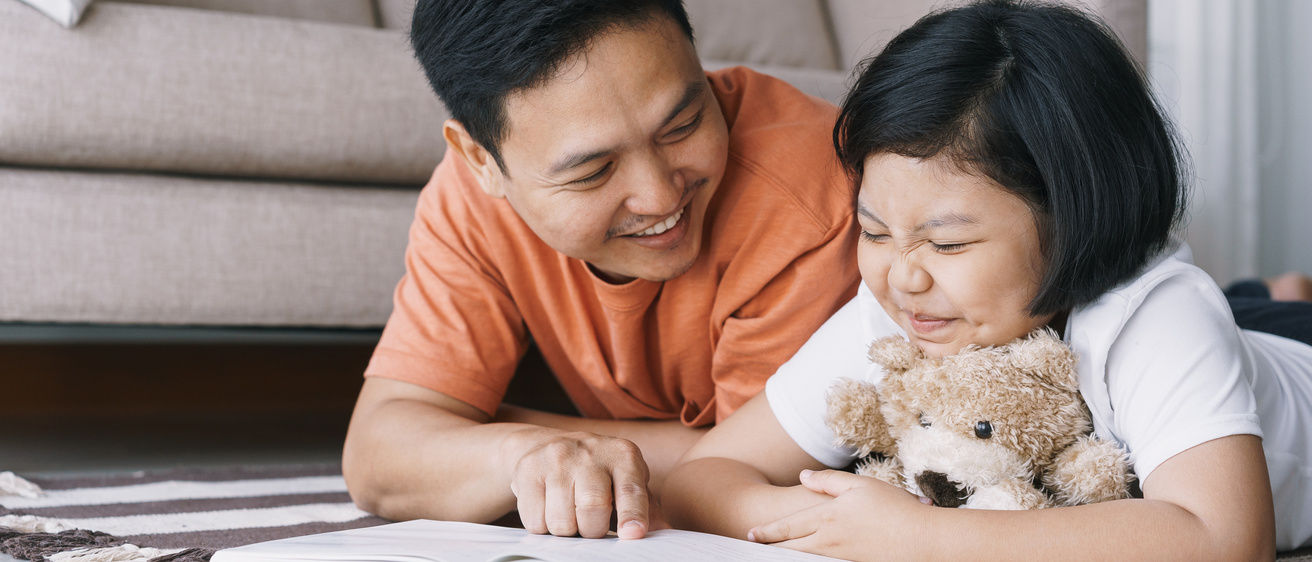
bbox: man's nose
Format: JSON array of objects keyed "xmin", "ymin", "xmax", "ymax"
[{"xmin": 624, "ymin": 156, "xmax": 683, "ymax": 217}]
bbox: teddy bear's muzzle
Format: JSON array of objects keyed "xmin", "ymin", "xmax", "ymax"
[{"xmin": 915, "ymin": 470, "xmax": 969, "ymax": 508}]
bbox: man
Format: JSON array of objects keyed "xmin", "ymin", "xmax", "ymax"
[{"xmin": 341, "ymin": 0, "xmax": 859, "ymax": 541}]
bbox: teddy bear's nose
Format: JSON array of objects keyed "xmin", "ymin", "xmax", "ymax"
[{"xmin": 915, "ymin": 471, "xmax": 969, "ymax": 508}]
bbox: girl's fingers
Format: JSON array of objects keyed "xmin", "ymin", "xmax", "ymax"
[
  {"xmin": 799, "ymin": 469, "xmax": 871, "ymax": 496},
  {"xmin": 747, "ymin": 507, "xmax": 820, "ymax": 544}
]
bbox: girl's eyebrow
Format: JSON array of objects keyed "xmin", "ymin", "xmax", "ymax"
[{"xmin": 857, "ymin": 202, "xmax": 977, "ymax": 232}]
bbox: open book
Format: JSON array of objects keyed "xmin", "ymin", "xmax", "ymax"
[{"xmin": 211, "ymin": 519, "xmax": 843, "ymax": 562}]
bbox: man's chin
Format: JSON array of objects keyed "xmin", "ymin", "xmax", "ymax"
[{"xmin": 590, "ymin": 250, "xmax": 700, "ymax": 284}]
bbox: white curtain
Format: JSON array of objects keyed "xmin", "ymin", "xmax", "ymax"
[
  {"xmin": 1149, "ymin": 0, "xmax": 1312, "ymax": 286},
  {"xmin": 1148, "ymin": 0, "xmax": 1260, "ymax": 287}
]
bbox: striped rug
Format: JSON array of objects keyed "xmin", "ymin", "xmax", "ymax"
[
  {"xmin": 3, "ymin": 464, "xmax": 1310, "ymax": 561},
  {"xmin": 0, "ymin": 464, "xmax": 389, "ymax": 561}
]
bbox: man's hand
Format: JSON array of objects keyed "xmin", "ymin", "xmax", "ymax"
[{"xmin": 508, "ymin": 429, "xmax": 651, "ymax": 539}]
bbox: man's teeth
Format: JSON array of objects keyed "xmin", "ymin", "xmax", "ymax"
[{"xmin": 632, "ymin": 208, "xmax": 683, "ymax": 237}]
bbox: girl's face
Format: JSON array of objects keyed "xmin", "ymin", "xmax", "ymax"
[{"xmin": 857, "ymin": 153, "xmax": 1056, "ymax": 358}]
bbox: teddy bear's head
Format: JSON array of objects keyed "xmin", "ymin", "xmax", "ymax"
[{"xmin": 869, "ymin": 329, "xmax": 1092, "ymax": 508}]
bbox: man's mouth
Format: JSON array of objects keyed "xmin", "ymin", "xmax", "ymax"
[{"xmin": 629, "ymin": 207, "xmax": 685, "ymax": 238}]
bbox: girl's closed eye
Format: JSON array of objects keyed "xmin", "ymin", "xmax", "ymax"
[
  {"xmin": 859, "ymin": 231, "xmax": 889, "ymax": 243},
  {"xmin": 931, "ymin": 242, "xmax": 967, "ymax": 253}
]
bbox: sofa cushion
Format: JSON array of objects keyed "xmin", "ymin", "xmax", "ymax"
[
  {"xmin": 0, "ymin": 0, "xmax": 445, "ymax": 185},
  {"xmin": 107, "ymin": 0, "xmax": 378, "ymax": 27},
  {"xmin": 14, "ymin": 0, "xmax": 93, "ymax": 26},
  {"xmin": 685, "ymin": 0, "xmax": 839, "ymax": 70},
  {"xmin": 0, "ymin": 169, "xmax": 416, "ymax": 327}
]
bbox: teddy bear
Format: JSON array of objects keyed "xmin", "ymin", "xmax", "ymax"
[{"xmin": 825, "ymin": 329, "xmax": 1134, "ymax": 510}]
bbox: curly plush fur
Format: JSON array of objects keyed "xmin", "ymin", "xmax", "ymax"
[{"xmin": 826, "ymin": 329, "xmax": 1133, "ymax": 509}]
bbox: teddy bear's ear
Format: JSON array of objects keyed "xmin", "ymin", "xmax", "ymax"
[
  {"xmin": 1007, "ymin": 328, "xmax": 1078, "ymax": 390},
  {"xmin": 867, "ymin": 336, "xmax": 923, "ymax": 373}
]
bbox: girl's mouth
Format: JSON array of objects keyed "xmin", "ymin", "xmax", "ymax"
[{"xmin": 907, "ymin": 313, "xmax": 953, "ymax": 334}]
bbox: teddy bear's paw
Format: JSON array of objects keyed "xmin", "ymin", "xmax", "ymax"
[
  {"xmin": 867, "ymin": 336, "xmax": 923, "ymax": 373},
  {"xmin": 825, "ymin": 378, "xmax": 896, "ymax": 456},
  {"xmin": 1044, "ymin": 435, "xmax": 1134, "ymax": 506},
  {"xmin": 855, "ymin": 457, "xmax": 904, "ymax": 488},
  {"xmin": 965, "ymin": 480, "xmax": 1052, "ymax": 510}
]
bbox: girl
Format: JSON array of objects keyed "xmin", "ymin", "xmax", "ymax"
[{"xmin": 662, "ymin": 1, "xmax": 1312, "ymax": 559}]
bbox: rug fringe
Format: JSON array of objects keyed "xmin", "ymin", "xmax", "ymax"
[
  {"xmin": 0, "ymin": 528, "xmax": 124, "ymax": 561},
  {"xmin": 0, "ymin": 472, "xmax": 44, "ymax": 499},
  {"xmin": 48, "ymin": 543, "xmax": 178, "ymax": 562},
  {"xmin": 0, "ymin": 515, "xmax": 78, "ymax": 533},
  {"xmin": 148, "ymin": 547, "xmax": 215, "ymax": 562}
]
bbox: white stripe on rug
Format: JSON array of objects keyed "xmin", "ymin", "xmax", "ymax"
[
  {"xmin": 61, "ymin": 502, "xmax": 371, "ymax": 536},
  {"xmin": 0, "ymin": 477, "xmax": 348, "ymax": 509}
]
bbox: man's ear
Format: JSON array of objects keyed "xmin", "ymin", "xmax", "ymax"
[{"xmin": 443, "ymin": 119, "xmax": 506, "ymax": 199}]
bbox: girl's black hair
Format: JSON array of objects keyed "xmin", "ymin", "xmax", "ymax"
[{"xmin": 835, "ymin": 0, "xmax": 1189, "ymax": 316}]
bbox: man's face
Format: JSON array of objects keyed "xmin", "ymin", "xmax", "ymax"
[{"xmin": 475, "ymin": 17, "xmax": 729, "ymax": 283}]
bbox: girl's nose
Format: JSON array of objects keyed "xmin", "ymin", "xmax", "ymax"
[{"xmin": 888, "ymin": 253, "xmax": 932, "ymax": 294}]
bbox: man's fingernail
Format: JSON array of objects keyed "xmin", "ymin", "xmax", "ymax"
[
  {"xmin": 747, "ymin": 531, "xmax": 757, "ymax": 542},
  {"xmin": 619, "ymin": 520, "xmax": 645, "ymax": 539},
  {"xmin": 800, "ymin": 469, "xmax": 813, "ymax": 479}
]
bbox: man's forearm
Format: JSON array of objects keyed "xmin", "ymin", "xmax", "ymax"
[
  {"xmin": 343, "ymin": 391, "xmax": 546, "ymax": 522},
  {"xmin": 663, "ymin": 457, "xmax": 829, "ymax": 539},
  {"xmin": 494, "ymin": 405, "xmax": 707, "ymax": 495}
]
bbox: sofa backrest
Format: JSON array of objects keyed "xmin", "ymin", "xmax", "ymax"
[
  {"xmin": 110, "ymin": 0, "xmax": 379, "ymax": 27},
  {"xmin": 824, "ymin": 0, "xmax": 1148, "ymax": 68}
]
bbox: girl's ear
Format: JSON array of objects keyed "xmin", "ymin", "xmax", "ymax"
[
  {"xmin": 868, "ymin": 336, "xmax": 923, "ymax": 374},
  {"xmin": 443, "ymin": 119, "xmax": 507, "ymax": 199}
]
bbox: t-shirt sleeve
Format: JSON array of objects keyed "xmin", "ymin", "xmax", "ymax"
[
  {"xmin": 1103, "ymin": 272, "xmax": 1262, "ymax": 487},
  {"xmin": 364, "ymin": 161, "xmax": 528, "ymax": 416},
  {"xmin": 709, "ymin": 212, "xmax": 860, "ymax": 423},
  {"xmin": 765, "ymin": 295, "xmax": 871, "ymax": 468}
]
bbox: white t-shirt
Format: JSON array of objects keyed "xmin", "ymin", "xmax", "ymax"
[{"xmin": 766, "ymin": 240, "xmax": 1312, "ymax": 550}]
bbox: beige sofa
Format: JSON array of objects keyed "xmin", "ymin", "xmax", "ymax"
[{"xmin": 0, "ymin": 0, "xmax": 1144, "ymax": 331}]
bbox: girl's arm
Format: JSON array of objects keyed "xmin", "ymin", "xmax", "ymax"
[
  {"xmin": 662, "ymin": 392, "xmax": 835, "ymax": 539},
  {"xmin": 750, "ymin": 433, "xmax": 1276, "ymax": 562}
]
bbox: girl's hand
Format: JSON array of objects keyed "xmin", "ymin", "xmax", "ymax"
[{"xmin": 747, "ymin": 469, "xmax": 932, "ymax": 560}]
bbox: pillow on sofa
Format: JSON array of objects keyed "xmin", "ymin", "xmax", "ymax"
[{"xmin": 16, "ymin": 0, "xmax": 94, "ymax": 27}]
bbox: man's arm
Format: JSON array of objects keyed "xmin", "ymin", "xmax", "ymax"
[{"xmin": 342, "ymin": 376, "xmax": 705, "ymax": 538}]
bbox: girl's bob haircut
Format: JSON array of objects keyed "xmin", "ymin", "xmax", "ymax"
[{"xmin": 835, "ymin": 0, "xmax": 1189, "ymax": 317}]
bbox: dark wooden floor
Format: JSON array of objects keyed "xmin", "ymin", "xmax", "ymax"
[{"xmin": 0, "ymin": 342, "xmax": 573, "ymax": 474}]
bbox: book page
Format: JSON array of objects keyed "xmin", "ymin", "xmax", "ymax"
[
  {"xmin": 489, "ymin": 527, "xmax": 842, "ymax": 562},
  {"xmin": 213, "ymin": 520, "xmax": 844, "ymax": 562}
]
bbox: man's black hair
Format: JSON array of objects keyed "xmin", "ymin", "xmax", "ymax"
[
  {"xmin": 411, "ymin": 0, "xmax": 694, "ymax": 171},
  {"xmin": 834, "ymin": 0, "xmax": 1189, "ymax": 316}
]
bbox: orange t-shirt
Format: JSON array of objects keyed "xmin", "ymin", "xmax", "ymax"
[{"xmin": 365, "ymin": 67, "xmax": 859, "ymax": 426}]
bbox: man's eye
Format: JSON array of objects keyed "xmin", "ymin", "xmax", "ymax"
[
  {"xmin": 571, "ymin": 163, "xmax": 612, "ymax": 186},
  {"xmin": 666, "ymin": 113, "xmax": 702, "ymax": 140},
  {"xmin": 860, "ymin": 231, "xmax": 889, "ymax": 243}
]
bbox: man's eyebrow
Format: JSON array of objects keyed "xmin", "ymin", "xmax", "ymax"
[
  {"xmin": 547, "ymin": 147, "xmax": 615, "ymax": 177},
  {"xmin": 545, "ymin": 80, "xmax": 707, "ymax": 178},
  {"xmin": 660, "ymin": 80, "xmax": 706, "ymax": 129}
]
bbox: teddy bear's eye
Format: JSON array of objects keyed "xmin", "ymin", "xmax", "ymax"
[
  {"xmin": 918, "ymin": 413, "xmax": 931, "ymax": 428},
  {"xmin": 974, "ymin": 421, "xmax": 994, "ymax": 439}
]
